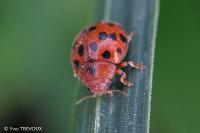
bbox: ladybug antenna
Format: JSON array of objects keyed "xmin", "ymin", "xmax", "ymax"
[{"xmin": 75, "ymin": 95, "xmax": 95, "ymax": 106}]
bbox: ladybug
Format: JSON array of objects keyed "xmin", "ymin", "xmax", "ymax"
[{"xmin": 71, "ymin": 21, "xmax": 145, "ymax": 105}]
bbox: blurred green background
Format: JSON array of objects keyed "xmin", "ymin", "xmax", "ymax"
[{"xmin": 0, "ymin": 0, "xmax": 199, "ymax": 133}]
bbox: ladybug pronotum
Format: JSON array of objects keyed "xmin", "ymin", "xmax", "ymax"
[{"xmin": 71, "ymin": 21, "xmax": 145, "ymax": 105}]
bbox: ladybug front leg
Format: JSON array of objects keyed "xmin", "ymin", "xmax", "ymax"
[
  {"xmin": 118, "ymin": 61, "xmax": 145, "ymax": 70},
  {"xmin": 115, "ymin": 68, "xmax": 133, "ymax": 87}
]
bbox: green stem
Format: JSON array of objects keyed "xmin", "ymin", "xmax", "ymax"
[{"xmin": 74, "ymin": 0, "xmax": 160, "ymax": 132}]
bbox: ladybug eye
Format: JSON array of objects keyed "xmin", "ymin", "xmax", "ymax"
[{"xmin": 102, "ymin": 50, "xmax": 111, "ymax": 59}]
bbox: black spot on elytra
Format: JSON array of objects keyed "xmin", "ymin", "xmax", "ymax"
[
  {"xmin": 109, "ymin": 33, "xmax": 117, "ymax": 41},
  {"xmin": 106, "ymin": 81, "xmax": 112, "ymax": 88},
  {"xmin": 107, "ymin": 22, "xmax": 114, "ymax": 27},
  {"xmin": 74, "ymin": 60, "xmax": 80, "ymax": 68},
  {"xmin": 102, "ymin": 50, "xmax": 111, "ymax": 59},
  {"xmin": 88, "ymin": 26, "xmax": 97, "ymax": 32},
  {"xmin": 89, "ymin": 42, "xmax": 98, "ymax": 52},
  {"xmin": 99, "ymin": 32, "xmax": 108, "ymax": 40},
  {"xmin": 78, "ymin": 45, "xmax": 84, "ymax": 56},
  {"xmin": 87, "ymin": 64, "xmax": 96, "ymax": 75},
  {"xmin": 117, "ymin": 48, "xmax": 122, "ymax": 54},
  {"xmin": 119, "ymin": 33, "xmax": 127, "ymax": 43}
]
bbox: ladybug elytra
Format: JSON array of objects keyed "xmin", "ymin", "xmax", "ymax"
[{"xmin": 71, "ymin": 21, "xmax": 145, "ymax": 105}]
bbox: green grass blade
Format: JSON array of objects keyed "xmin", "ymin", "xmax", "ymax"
[{"xmin": 74, "ymin": 0, "xmax": 160, "ymax": 132}]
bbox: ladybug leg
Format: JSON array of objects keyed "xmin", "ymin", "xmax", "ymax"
[
  {"xmin": 118, "ymin": 61, "xmax": 145, "ymax": 70},
  {"xmin": 106, "ymin": 90, "xmax": 129, "ymax": 96},
  {"xmin": 127, "ymin": 32, "xmax": 134, "ymax": 43},
  {"xmin": 115, "ymin": 68, "xmax": 133, "ymax": 87},
  {"xmin": 75, "ymin": 95, "xmax": 96, "ymax": 105},
  {"xmin": 106, "ymin": 90, "xmax": 113, "ymax": 96}
]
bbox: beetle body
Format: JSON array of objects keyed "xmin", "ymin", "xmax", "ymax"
[{"xmin": 71, "ymin": 21, "xmax": 144, "ymax": 104}]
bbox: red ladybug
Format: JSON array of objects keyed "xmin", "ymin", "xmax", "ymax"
[{"xmin": 71, "ymin": 21, "xmax": 145, "ymax": 105}]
